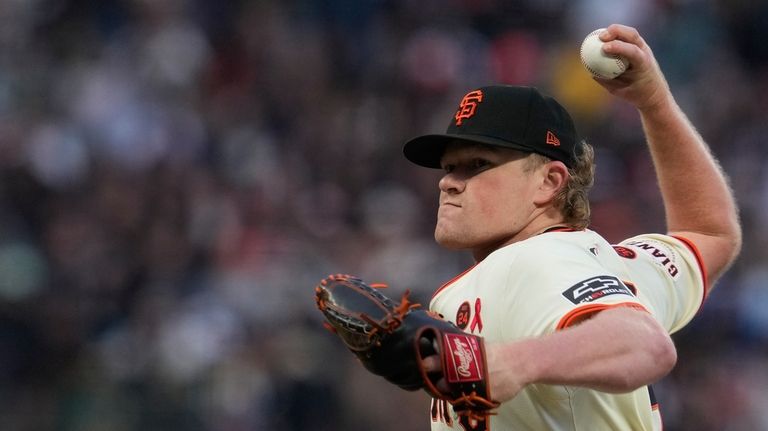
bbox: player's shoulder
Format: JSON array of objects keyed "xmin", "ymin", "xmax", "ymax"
[
  {"xmin": 487, "ymin": 229, "xmax": 607, "ymax": 264},
  {"xmin": 618, "ymin": 232, "xmax": 683, "ymax": 247},
  {"xmin": 519, "ymin": 228, "xmax": 607, "ymax": 250},
  {"xmin": 615, "ymin": 232, "xmax": 706, "ymax": 283},
  {"xmin": 615, "ymin": 233, "xmax": 696, "ymax": 261}
]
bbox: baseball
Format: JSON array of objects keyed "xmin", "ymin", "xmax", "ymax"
[{"xmin": 580, "ymin": 28, "xmax": 628, "ymax": 79}]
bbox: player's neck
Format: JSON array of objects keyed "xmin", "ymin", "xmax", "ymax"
[{"xmin": 471, "ymin": 213, "xmax": 571, "ymax": 262}]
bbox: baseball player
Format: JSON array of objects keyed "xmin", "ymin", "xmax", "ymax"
[{"xmin": 401, "ymin": 25, "xmax": 741, "ymax": 430}]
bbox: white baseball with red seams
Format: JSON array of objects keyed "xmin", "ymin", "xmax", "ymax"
[{"xmin": 580, "ymin": 28, "xmax": 629, "ymax": 79}]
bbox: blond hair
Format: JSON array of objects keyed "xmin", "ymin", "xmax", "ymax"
[{"xmin": 525, "ymin": 142, "xmax": 595, "ymax": 229}]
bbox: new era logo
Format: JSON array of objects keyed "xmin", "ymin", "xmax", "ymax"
[{"xmin": 546, "ymin": 131, "xmax": 561, "ymax": 146}]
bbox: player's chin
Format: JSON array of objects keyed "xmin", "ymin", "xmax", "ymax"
[{"xmin": 434, "ymin": 229, "xmax": 471, "ymax": 250}]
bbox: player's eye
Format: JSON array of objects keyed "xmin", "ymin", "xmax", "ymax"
[
  {"xmin": 470, "ymin": 159, "xmax": 491, "ymax": 170},
  {"xmin": 470, "ymin": 158, "xmax": 491, "ymax": 171},
  {"xmin": 441, "ymin": 158, "xmax": 492, "ymax": 176}
]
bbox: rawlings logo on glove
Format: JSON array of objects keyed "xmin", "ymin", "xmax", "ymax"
[
  {"xmin": 445, "ymin": 333, "xmax": 483, "ymax": 380},
  {"xmin": 314, "ymin": 274, "xmax": 499, "ymax": 420}
]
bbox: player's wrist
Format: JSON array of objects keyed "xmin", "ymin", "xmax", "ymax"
[
  {"xmin": 486, "ymin": 340, "xmax": 540, "ymax": 402},
  {"xmin": 636, "ymin": 87, "xmax": 675, "ymax": 115}
]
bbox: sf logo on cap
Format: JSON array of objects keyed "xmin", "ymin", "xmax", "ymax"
[{"xmin": 454, "ymin": 90, "xmax": 483, "ymax": 126}]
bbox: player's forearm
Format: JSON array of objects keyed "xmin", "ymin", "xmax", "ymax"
[
  {"xmin": 638, "ymin": 96, "xmax": 742, "ymax": 279},
  {"xmin": 639, "ymin": 97, "xmax": 739, "ymax": 236},
  {"xmin": 597, "ymin": 24, "xmax": 740, "ymax": 284},
  {"xmin": 487, "ymin": 307, "xmax": 676, "ymax": 401}
]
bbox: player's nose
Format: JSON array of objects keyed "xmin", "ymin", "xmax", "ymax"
[{"xmin": 439, "ymin": 172, "xmax": 466, "ymax": 194}]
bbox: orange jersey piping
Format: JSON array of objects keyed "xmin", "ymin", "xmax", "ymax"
[
  {"xmin": 431, "ymin": 263, "xmax": 478, "ymax": 301},
  {"xmin": 556, "ymin": 302, "xmax": 649, "ymax": 331},
  {"xmin": 669, "ymin": 234, "xmax": 709, "ymax": 307}
]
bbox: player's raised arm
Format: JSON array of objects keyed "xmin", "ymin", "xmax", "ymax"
[{"xmin": 592, "ymin": 24, "xmax": 742, "ymax": 291}]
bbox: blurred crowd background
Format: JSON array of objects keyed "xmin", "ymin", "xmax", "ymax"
[{"xmin": 0, "ymin": 0, "xmax": 766, "ymax": 430}]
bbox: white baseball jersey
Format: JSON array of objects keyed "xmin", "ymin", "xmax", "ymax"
[{"xmin": 429, "ymin": 228, "xmax": 706, "ymax": 431}]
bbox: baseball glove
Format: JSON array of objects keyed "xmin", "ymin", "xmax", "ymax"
[{"xmin": 314, "ymin": 274, "xmax": 499, "ymax": 419}]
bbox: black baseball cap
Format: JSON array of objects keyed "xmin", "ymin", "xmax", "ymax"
[{"xmin": 403, "ymin": 85, "xmax": 580, "ymax": 168}]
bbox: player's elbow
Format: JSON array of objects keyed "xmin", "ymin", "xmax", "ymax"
[
  {"xmin": 636, "ymin": 310, "xmax": 677, "ymax": 380},
  {"xmin": 726, "ymin": 226, "xmax": 743, "ymax": 267},
  {"xmin": 719, "ymin": 216, "xmax": 743, "ymax": 267},
  {"xmin": 631, "ymin": 318, "xmax": 677, "ymax": 391},
  {"xmin": 609, "ymin": 339, "xmax": 676, "ymax": 393},
  {"xmin": 706, "ymin": 228, "xmax": 743, "ymax": 290},
  {"xmin": 611, "ymin": 313, "xmax": 677, "ymax": 393},
  {"xmin": 648, "ymin": 329, "xmax": 677, "ymax": 380}
]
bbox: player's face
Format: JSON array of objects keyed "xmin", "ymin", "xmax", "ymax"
[{"xmin": 435, "ymin": 143, "xmax": 543, "ymax": 259}]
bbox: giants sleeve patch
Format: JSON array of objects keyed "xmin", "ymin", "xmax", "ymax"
[
  {"xmin": 624, "ymin": 239, "xmax": 681, "ymax": 279},
  {"xmin": 562, "ymin": 276, "xmax": 635, "ymax": 305}
]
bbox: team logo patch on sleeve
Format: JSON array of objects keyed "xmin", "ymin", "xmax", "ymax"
[
  {"xmin": 624, "ymin": 240, "xmax": 680, "ymax": 279},
  {"xmin": 562, "ymin": 276, "xmax": 635, "ymax": 304},
  {"xmin": 612, "ymin": 245, "xmax": 637, "ymax": 259}
]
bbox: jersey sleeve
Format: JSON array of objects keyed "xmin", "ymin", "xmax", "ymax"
[
  {"xmin": 495, "ymin": 242, "xmax": 646, "ymax": 341},
  {"xmin": 616, "ymin": 233, "xmax": 707, "ymax": 334},
  {"xmin": 488, "ymin": 239, "xmax": 648, "ymax": 402}
]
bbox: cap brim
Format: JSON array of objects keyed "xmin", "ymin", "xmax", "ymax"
[{"xmin": 403, "ymin": 133, "xmax": 533, "ymax": 169}]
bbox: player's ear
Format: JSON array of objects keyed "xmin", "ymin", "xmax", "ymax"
[{"xmin": 533, "ymin": 161, "xmax": 568, "ymax": 205}]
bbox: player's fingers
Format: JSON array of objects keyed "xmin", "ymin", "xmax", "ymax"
[
  {"xmin": 602, "ymin": 39, "xmax": 655, "ymax": 75},
  {"xmin": 595, "ymin": 26, "xmax": 652, "ymax": 72},
  {"xmin": 601, "ymin": 24, "xmax": 646, "ymax": 49},
  {"xmin": 422, "ymin": 355, "xmax": 442, "ymax": 373},
  {"xmin": 602, "ymin": 40, "xmax": 644, "ymax": 63},
  {"xmin": 591, "ymin": 75, "xmax": 626, "ymax": 92}
]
